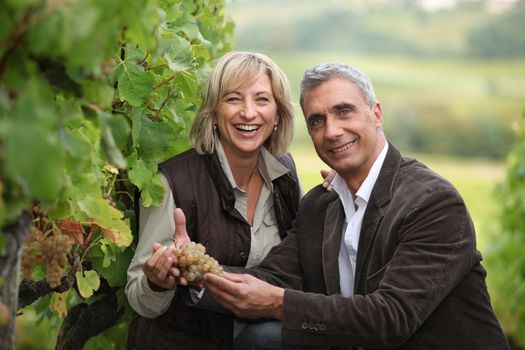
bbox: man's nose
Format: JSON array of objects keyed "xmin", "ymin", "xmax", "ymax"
[{"xmin": 325, "ymin": 117, "xmax": 343, "ymax": 139}]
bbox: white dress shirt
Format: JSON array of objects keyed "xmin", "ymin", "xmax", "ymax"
[{"xmin": 331, "ymin": 143, "xmax": 388, "ymax": 297}]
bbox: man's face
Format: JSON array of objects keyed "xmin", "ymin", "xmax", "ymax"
[{"xmin": 303, "ymin": 77, "xmax": 384, "ymax": 182}]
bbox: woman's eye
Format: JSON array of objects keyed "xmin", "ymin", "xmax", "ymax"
[
  {"xmin": 257, "ymin": 97, "xmax": 270, "ymax": 102},
  {"xmin": 225, "ymin": 96, "xmax": 240, "ymax": 103}
]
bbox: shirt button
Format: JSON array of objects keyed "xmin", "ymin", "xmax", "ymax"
[
  {"xmin": 320, "ymin": 324, "xmax": 326, "ymax": 331},
  {"xmin": 314, "ymin": 323, "xmax": 321, "ymax": 331},
  {"xmin": 301, "ymin": 322, "xmax": 308, "ymax": 330},
  {"xmin": 240, "ymin": 251, "xmax": 247, "ymax": 258}
]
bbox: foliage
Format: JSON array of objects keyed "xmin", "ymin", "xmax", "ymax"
[
  {"xmin": 0, "ymin": 0, "xmax": 233, "ymax": 347},
  {"xmin": 486, "ymin": 106, "xmax": 525, "ymax": 347}
]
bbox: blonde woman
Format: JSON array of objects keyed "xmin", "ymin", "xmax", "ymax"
[{"xmin": 126, "ymin": 51, "xmax": 303, "ymax": 349}]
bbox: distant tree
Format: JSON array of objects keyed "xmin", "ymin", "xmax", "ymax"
[{"xmin": 467, "ymin": 5, "xmax": 525, "ymax": 58}]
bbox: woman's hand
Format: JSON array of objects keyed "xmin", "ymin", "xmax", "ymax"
[
  {"xmin": 172, "ymin": 208, "xmax": 191, "ymax": 247},
  {"xmin": 321, "ymin": 168, "xmax": 336, "ymax": 191},
  {"xmin": 142, "ymin": 208, "xmax": 193, "ymax": 290},
  {"xmin": 143, "ymin": 243, "xmax": 177, "ymax": 291}
]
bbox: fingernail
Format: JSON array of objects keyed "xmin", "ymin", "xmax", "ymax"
[{"xmin": 322, "ymin": 181, "xmax": 329, "ymax": 188}]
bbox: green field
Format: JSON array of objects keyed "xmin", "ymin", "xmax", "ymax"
[{"xmin": 271, "ymin": 52, "xmax": 525, "ymax": 148}]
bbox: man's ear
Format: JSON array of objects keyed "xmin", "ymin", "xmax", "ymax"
[{"xmin": 372, "ymin": 102, "xmax": 383, "ymax": 128}]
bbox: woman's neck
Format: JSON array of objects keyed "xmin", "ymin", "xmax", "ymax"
[{"xmin": 223, "ymin": 150, "xmax": 259, "ymax": 190}]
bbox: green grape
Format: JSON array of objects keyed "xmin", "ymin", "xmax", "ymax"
[{"xmin": 173, "ymin": 242, "xmax": 224, "ymax": 282}]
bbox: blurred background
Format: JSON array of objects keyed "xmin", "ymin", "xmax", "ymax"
[
  {"xmin": 11, "ymin": 0, "xmax": 525, "ymax": 348},
  {"xmin": 226, "ymin": 0, "xmax": 525, "ymax": 347}
]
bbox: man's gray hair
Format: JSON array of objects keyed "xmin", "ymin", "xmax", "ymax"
[{"xmin": 299, "ymin": 63, "xmax": 377, "ymax": 110}]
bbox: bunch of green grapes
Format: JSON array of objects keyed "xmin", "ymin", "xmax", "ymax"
[
  {"xmin": 41, "ymin": 234, "xmax": 73, "ymax": 288},
  {"xmin": 172, "ymin": 242, "xmax": 223, "ymax": 282},
  {"xmin": 21, "ymin": 230, "xmax": 73, "ymax": 288},
  {"xmin": 20, "ymin": 228, "xmax": 45, "ymax": 280}
]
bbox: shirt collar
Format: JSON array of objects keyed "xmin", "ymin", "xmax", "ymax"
[
  {"xmin": 356, "ymin": 141, "xmax": 389, "ymax": 204},
  {"xmin": 215, "ymin": 139, "xmax": 289, "ymax": 190},
  {"xmin": 331, "ymin": 142, "xmax": 389, "ymax": 208}
]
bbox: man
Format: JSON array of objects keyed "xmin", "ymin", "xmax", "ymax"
[{"xmin": 200, "ymin": 63, "xmax": 510, "ymax": 349}]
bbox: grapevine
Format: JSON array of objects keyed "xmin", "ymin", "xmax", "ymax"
[
  {"xmin": 172, "ymin": 242, "xmax": 224, "ymax": 282},
  {"xmin": 1, "ymin": 0, "xmax": 234, "ymax": 347}
]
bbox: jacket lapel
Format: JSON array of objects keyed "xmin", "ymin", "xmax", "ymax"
[
  {"xmin": 322, "ymin": 199, "xmax": 345, "ymax": 295},
  {"xmin": 354, "ymin": 142, "xmax": 400, "ymax": 292}
]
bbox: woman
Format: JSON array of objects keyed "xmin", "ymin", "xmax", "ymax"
[{"xmin": 125, "ymin": 51, "xmax": 302, "ymax": 349}]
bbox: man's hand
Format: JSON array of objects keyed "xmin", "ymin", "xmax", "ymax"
[{"xmin": 203, "ymin": 272, "xmax": 284, "ymax": 319}]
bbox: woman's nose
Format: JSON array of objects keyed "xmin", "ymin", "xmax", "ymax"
[{"xmin": 240, "ymin": 101, "xmax": 257, "ymax": 119}]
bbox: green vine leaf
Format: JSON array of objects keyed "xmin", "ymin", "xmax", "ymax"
[
  {"xmin": 92, "ymin": 247, "xmax": 134, "ymax": 288},
  {"xmin": 127, "ymin": 155, "xmax": 165, "ymax": 207},
  {"xmin": 76, "ymin": 270, "xmax": 101, "ymax": 299},
  {"xmin": 164, "ymin": 36, "xmax": 193, "ymax": 72},
  {"xmin": 77, "ymin": 197, "xmax": 132, "ymax": 248},
  {"xmin": 116, "ymin": 62, "xmax": 155, "ymax": 107},
  {"xmin": 137, "ymin": 114, "xmax": 181, "ymax": 163}
]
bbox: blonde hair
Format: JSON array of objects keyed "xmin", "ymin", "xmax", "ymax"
[{"xmin": 190, "ymin": 51, "xmax": 294, "ymax": 156}]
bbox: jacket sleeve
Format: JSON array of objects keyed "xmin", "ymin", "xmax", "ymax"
[{"xmin": 280, "ymin": 184, "xmax": 477, "ymax": 348}]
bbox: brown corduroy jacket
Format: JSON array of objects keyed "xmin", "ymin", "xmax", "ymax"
[{"xmin": 248, "ymin": 142, "xmax": 509, "ymax": 350}]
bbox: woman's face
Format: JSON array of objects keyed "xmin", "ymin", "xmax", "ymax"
[{"xmin": 216, "ymin": 74, "xmax": 278, "ymax": 159}]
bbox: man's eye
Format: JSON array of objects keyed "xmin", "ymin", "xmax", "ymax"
[
  {"xmin": 338, "ymin": 108, "xmax": 351, "ymax": 116},
  {"xmin": 308, "ymin": 116, "xmax": 324, "ymax": 128}
]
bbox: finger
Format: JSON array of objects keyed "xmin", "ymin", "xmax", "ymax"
[
  {"xmin": 154, "ymin": 252, "xmax": 173, "ymax": 281},
  {"xmin": 143, "ymin": 245, "xmax": 166, "ymax": 273},
  {"xmin": 221, "ymin": 271, "xmax": 247, "ymax": 283},
  {"xmin": 322, "ymin": 169, "xmax": 336, "ymax": 191},
  {"xmin": 169, "ymin": 266, "xmax": 181, "ymax": 278},
  {"xmin": 152, "ymin": 242, "xmax": 163, "ymax": 253},
  {"xmin": 321, "ymin": 169, "xmax": 331, "ymax": 188},
  {"xmin": 204, "ymin": 274, "xmax": 240, "ymax": 308},
  {"xmin": 204, "ymin": 272, "xmax": 240, "ymax": 293},
  {"xmin": 166, "ymin": 275, "xmax": 177, "ymax": 289},
  {"xmin": 173, "ymin": 208, "xmax": 191, "ymax": 247}
]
